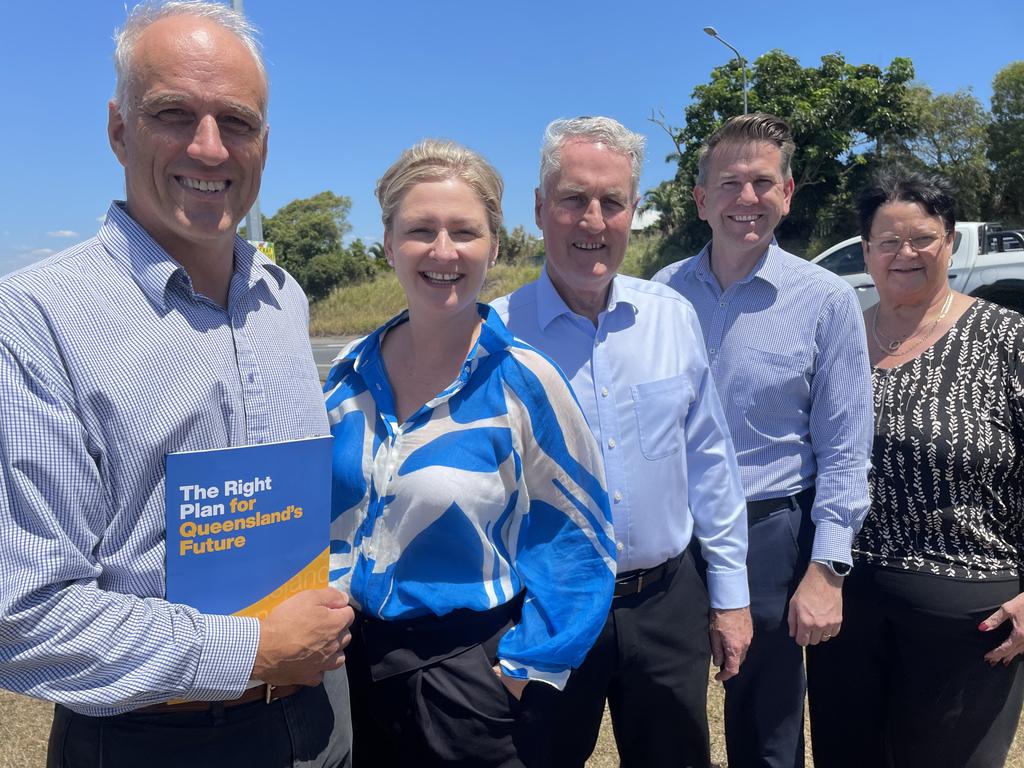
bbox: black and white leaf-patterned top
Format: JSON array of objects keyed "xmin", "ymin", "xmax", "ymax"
[{"xmin": 854, "ymin": 300, "xmax": 1024, "ymax": 579}]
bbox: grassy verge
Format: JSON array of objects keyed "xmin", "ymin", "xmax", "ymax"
[{"xmin": 309, "ymin": 233, "xmax": 665, "ymax": 337}]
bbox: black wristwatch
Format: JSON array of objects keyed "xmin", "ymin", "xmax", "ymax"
[{"xmin": 813, "ymin": 559, "xmax": 852, "ymax": 577}]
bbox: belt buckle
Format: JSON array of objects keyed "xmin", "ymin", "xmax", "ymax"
[
  {"xmin": 635, "ymin": 572, "xmax": 645, "ymax": 593},
  {"xmin": 264, "ymin": 684, "xmax": 274, "ymax": 704}
]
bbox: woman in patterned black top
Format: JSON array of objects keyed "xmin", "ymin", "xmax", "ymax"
[{"xmin": 808, "ymin": 169, "xmax": 1024, "ymax": 768}]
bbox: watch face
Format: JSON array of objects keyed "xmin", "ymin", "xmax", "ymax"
[{"xmin": 831, "ymin": 561, "xmax": 852, "ymax": 576}]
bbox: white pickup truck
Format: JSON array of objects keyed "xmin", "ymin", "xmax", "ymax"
[{"xmin": 811, "ymin": 222, "xmax": 1024, "ymax": 311}]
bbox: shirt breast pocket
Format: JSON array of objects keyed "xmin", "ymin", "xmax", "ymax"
[
  {"xmin": 631, "ymin": 374, "xmax": 692, "ymax": 461},
  {"xmin": 732, "ymin": 347, "xmax": 810, "ymax": 436}
]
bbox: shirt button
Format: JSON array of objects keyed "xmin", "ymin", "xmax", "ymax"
[
  {"xmin": 709, "ymin": 348, "xmax": 717, "ymax": 355},
  {"xmin": 613, "ymin": 491, "xmax": 622, "ymax": 503},
  {"xmin": 608, "ymin": 438, "xmax": 616, "ymax": 449},
  {"xmin": 719, "ymin": 301, "xmax": 727, "ymax": 307},
  {"xmin": 247, "ymin": 372, "xmax": 255, "ymax": 383},
  {"xmin": 601, "ymin": 387, "xmax": 609, "ymax": 398},
  {"xmin": 616, "ymin": 541, "xmax": 624, "ymax": 552}
]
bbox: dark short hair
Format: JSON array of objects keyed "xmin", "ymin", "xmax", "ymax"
[
  {"xmin": 856, "ymin": 168, "xmax": 957, "ymax": 238},
  {"xmin": 696, "ymin": 113, "xmax": 795, "ymax": 185}
]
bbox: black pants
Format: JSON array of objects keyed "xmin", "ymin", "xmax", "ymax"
[
  {"xmin": 47, "ymin": 670, "xmax": 351, "ymax": 768},
  {"xmin": 345, "ymin": 599, "xmax": 540, "ymax": 768},
  {"xmin": 525, "ymin": 549, "xmax": 712, "ymax": 768},
  {"xmin": 721, "ymin": 488, "xmax": 815, "ymax": 768},
  {"xmin": 808, "ymin": 565, "xmax": 1024, "ymax": 768}
]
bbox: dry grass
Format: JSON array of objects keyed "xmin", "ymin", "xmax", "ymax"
[
  {"xmin": 309, "ymin": 262, "xmax": 543, "ymax": 336},
  {"xmin": 4, "ymin": 673, "xmax": 1020, "ymax": 767}
]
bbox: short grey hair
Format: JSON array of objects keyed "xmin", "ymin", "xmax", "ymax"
[
  {"xmin": 112, "ymin": 1, "xmax": 267, "ymax": 118},
  {"xmin": 539, "ymin": 116, "xmax": 646, "ymax": 202}
]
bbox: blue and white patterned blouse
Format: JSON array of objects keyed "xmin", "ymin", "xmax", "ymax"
[{"xmin": 323, "ymin": 305, "xmax": 615, "ymax": 689}]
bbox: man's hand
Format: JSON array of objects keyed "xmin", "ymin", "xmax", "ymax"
[
  {"xmin": 710, "ymin": 606, "xmax": 753, "ymax": 682},
  {"xmin": 251, "ymin": 588, "xmax": 354, "ymax": 686},
  {"xmin": 980, "ymin": 592, "xmax": 1024, "ymax": 666},
  {"xmin": 493, "ymin": 665, "xmax": 528, "ymax": 700},
  {"xmin": 787, "ymin": 562, "xmax": 843, "ymax": 647}
]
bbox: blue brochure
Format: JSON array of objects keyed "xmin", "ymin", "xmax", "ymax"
[{"xmin": 165, "ymin": 435, "xmax": 332, "ymax": 618}]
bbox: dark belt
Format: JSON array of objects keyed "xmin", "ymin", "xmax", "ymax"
[
  {"xmin": 747, "ymin": 486, "xmax": 815, "ymax": 524},
  {"xmin": 613, "ymin": 551, "xmax": 685, "ymax": 598},
  {"xmin": 137, "ymin": 683, "xmax": 303, "ymax": 713}
]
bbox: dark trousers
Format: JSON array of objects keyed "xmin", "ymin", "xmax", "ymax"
[
  {"xmin": 807, "ymin": 566, "xmax": 1024, "ymax": 768},
  {"xmin": 722, "ymin": 488, "xmax": 814, "ymax": 768},
  {"xmin": 345, "ymin": 599, "xmax": 537, "ymax": 768},
  {"xmin": 47, "ymin": 669, "xmax": 351, "ymax": 768},
  {"xmin": 525, "ymin": 549, "xmax": 712, "ymax": 768}
]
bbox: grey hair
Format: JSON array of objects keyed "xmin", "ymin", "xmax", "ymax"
[
  {"xmin": 539, "ymin": 116, "xmax": 646, "ymax": 201},
  {"xmin": 112, "ymin": 1, "xmax": 267, "ymax": 118}
]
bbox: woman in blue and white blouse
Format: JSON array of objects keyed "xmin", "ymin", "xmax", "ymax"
[{"xmin": 323, "ymin": 139, "xmax": 615, "ymax": 767}]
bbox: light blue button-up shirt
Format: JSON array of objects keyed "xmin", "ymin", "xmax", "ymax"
[
  {"xmin": 0, "ymin": 203, "xmax": 328, "ymax": 716},
  {"xmin": 492, "ymin": 270, "xmax": 749, "ymax": 609},
  {"xmin": 653, "ymin": 242, "xmax": 873, "ymax": 564}
]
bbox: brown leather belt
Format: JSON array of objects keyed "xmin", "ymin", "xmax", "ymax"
[{"xmin": 138, "ymin": 683, "xmax": 303, "ymax": 713}]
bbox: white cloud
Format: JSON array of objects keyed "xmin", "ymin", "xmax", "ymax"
[
  {"xmin": 30, "ymin": 248, "xmax": 56, "ymax": 257},
  {"xmin": 47, "ymin": 229, "xmax": 79, "ymax": 238}
]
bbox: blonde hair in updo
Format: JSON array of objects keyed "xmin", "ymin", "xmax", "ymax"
[{"xmin": 375, "ymin": 140, "xmax": 504, "ymax": 239}]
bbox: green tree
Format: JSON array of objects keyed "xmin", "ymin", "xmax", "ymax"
[
  {"xmin": 989, "ymin": 62, "xmax": 1024, "ymax": 225},
  {"xmin": 498, "ymin": 225, "xmax": 543, "ymax": 264},
  {"xmin": 262, "ymin": 191, "xmax": 352, "ymax": 291},
  {"xmin": 646, "ymin": 51, "xmax": 916, "ymax": 272},
  {"xmin": 898, "ymin": 86, "xmax": 991, "ymax": 220}
]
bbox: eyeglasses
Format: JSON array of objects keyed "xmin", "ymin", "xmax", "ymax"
[{"xmin": 869, "ymin": 233, "xmax": 946, "ymax": 255}]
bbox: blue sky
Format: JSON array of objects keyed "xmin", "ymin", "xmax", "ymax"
[{"xmin": 2, "ymin": 0, "xmax": 1022, "ymax": 276}]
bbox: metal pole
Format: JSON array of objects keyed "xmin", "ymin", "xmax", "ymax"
[
  {"xmin": 231, "ymin": 0, "xmax": 264, "ymax": 241},
  {"xmin": 703, "ymin": 26, "xmax": 748, "ymax": 115}
]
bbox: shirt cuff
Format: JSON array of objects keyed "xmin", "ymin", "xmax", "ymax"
[
  {"xmin": 186, "ymin": 614, "xmax": 260, "ymax": 701},
  {"xmin": 498, "ymin": 659, "xmax": 571, "ymax": 691},
  {"xmin": 706, "ymin": 566, "xmax": 750, "ymax": 609},
  {"xmin": 809, "ymin": 519, "xmax": 855, "ymax": 566}
]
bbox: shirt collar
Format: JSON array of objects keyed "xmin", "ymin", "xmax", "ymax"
[
  {"xmin": 535, "ymin": 265, "xmax": 635, "ymax": 330},
  {"xmin": 97, "ymin": 202, "xmax": 285, "ymax": 310},
  {"xmin": 693, "ymin": 238, "xmax": 785, "ymax": 290}
]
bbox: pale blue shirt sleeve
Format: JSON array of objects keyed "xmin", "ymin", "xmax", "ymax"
[
  {"xmin": 805, "ymin": 289, "xmax": 873, "ymax": 565},
  {"xmin": 684, "ymin": 352, "xmax": 750, "ymax": 609},
  {"xmin": 0, "ymin": 329, "xmax": 257, "ymax": 715}
]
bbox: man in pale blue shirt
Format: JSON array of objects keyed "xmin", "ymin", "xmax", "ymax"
[
  {"xmin": 0, "ymin": 4, "xmax": 352, "ymax": 767},
  {"xmin": 492, "ymin": 116, "xmax": 751, "ymax": 768},
  {"xmin": 653, "ymin": 114, "xmax": 873, "ymax": 768}
]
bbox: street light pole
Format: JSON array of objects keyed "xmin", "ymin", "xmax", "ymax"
[
  {"xmin": 703, "ymin": 26, "xmax": 748, "ymax": 115},
  {"xmin": 231, "ymin": 0, "xmax": 264, "ymax": 241}
]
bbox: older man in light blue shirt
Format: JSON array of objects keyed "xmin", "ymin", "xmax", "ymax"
[
  {"xmin": 653, "ymin": 113, "xmax": 873, "ymax": 768},
  {"xmin": 492, "ymin": 116, "xmax": 750, "ymax": 768}
]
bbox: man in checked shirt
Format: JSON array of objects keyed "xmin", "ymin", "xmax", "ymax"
[{"xmin": 0, "ymin": 3, "xmax": 352, "ymax": 766}]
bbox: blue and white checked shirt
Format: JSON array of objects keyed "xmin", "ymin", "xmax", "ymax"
[
  {"xmin": 324, "ymin": 305, "xmax": 615, "ymax": 689},
  {"xmin": 492, "ymin": 271, "xmax": 750, "ymax": 609},
  {"xmin": 653, "ymin": 242, "xmax": 873, "ymax": 564},
  {"xmin": 0, "ymin": 203, "xmax": 328, "ymax": 716}
]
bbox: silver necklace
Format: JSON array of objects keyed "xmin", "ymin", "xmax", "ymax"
[{"xmin": 871, "ymin": 291, "xmax": 954, "ymax": 357}]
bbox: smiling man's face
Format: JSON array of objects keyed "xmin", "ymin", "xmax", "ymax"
[
  {"xmin": 694, "ymin": 140, "xmax": 793, "ymax": 263},
  {"xmin": 536, "ymin": 139, "xmax": 636, "ymax": 316},
  {"xmin": 107, "ymin": 15, "xmax": 268, "ymax": 261}
]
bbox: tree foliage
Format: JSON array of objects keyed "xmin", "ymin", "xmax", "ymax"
[
  {"xmin": 498, "ymin": 225, "xmax": 543, "ymax": 264},
  {"xmin": 645, "ymin": 51, "xmax": 916, "ymax": 272},
  {"xmin": 257, "ymin": 191, "xmax": 380, "ymax": 301},
  {"xmin": 989, "ymin": 61, "xmax": 1024, "ymax": 225},
  {"xmin": 895, "ymin": 86, "xmax": 991, "ymax": 221}
]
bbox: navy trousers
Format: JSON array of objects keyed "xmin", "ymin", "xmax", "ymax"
[{"xmin": 721, "ymin": 489, "xmax": 814, "ymax": 768}]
